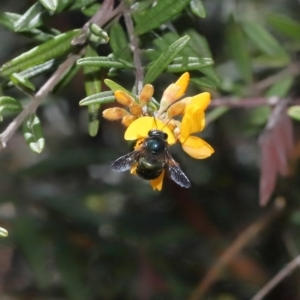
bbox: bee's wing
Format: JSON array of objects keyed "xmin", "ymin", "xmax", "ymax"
[
  {"xmin": 165, "ymin": 152, "xmax": 191, "ymax": 188},
  {"xmin": 111, "ymin": 150, "xmax": 140, "ymax": 172}
]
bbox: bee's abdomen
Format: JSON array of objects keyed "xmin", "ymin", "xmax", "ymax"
[
  {"xmin": 136, "ymin": 166, "xmax": 162, "ymax": 180},
  {"xmin": 136, "ymin": 157, "xmax": 164, "ymax": 180}
]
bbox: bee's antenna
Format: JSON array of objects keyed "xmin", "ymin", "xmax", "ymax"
[{"xmin": 153, "ymin": 115, "xmax": 158, "ymax": 130}]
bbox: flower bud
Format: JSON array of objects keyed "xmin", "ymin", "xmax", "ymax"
[
  {"xmin": 122, "ymin": 115, "xmax": 137, "ymax": 127},
  {"xmin": 139, "ymin": 84, "xmax": 154, "ymax": 106},
  {"xmin": 162, "ymin": 118, "xmax": 177, "ymax": 131},
  {"xmin": 167, "ymin": 100, "xmax": 186, "ymax": 118},
  {"xmin": 130, "ymin": 103, "xmax": 143, "ymax": 117},
  {"xmin": 102, "ymin": 107, "xmax": 129, "ymax": 120},
  {"xmin": 114, "ymin": 90, "xmax": 135, "ymax": 107}
]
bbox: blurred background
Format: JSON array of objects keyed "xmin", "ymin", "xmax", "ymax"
[{"xmin": 1, "ymin": 0, "xmax": 300, "ymax": 299}]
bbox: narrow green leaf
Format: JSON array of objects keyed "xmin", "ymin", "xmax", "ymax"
[
  {"xmin": 0, "ymin": 29, "xmax": 80, "ymax": 77},
  {"xmin": 79, "ymin": 91, "xmax": 115, "ymax": 106},
  {"xmin": 39, "ymin": 0, "xmax": 58, "ymax": 12},
  {"xmin": 0, "ymin": 12, "xmax": 56, "ymax": 42},
  {"xmin": 267, "ymin": 13, "xmax": 300, "ymax": 40},
  {"xmin": 184, "ymin": 29, "xmax": 212, "ymax": 57},
  {"xmin": 23, "ymin": 114, "xmax": 45, "ymax": 154},
  {"xmin": 69, "ymin": 0, "xmax": 97, "ymax": 11},
  {"xmin": 81, "ymin": 3, "xmax": 101, "ymax": 17},
  {"xmin": 154, "ymin": 31, "xmax": 219, "ymax": 84},
  {"xmin": 10, "ymin": 73, "xmax": 35, "ymax": 92},
  {"xmin": 12, "ymin": 59, "xmax": 60, "ymax": 82},
  {"xmin": 84, "ymin": 45, "xmax": 102, "ymax": 137},
  {"xmin": 77, "ymin": 57, "xmax": 133, "ymax": 69},
  {"xmin": 288, "ymin": 106, "xmax": 300, "ymax": 121},
  {"xmin": 253, "ymin": 54, "xmax": 292, "ymax": 68},
  {"xmin": 144, "ymin": 36, "xmax": 190, "ymax": 84},
  {"xmin": 14, "ymin": 2, "xmax": 47, "ymax": 32},
  {"xmin": 241, "ymin": 20, "xmax": 290, "ymax": 59},
  {"xmin": 190, "ymin": 77, "xmax": 217, "ymax": 89},
  {"xmin": 190, "ymin": 0, "xmax": 206, "ymax": 18},
  {"xmin": 0, "ymin": 96, "xmax": 22, "ymax": 121},
  {"xmin": 165, "ymin": 56, "xmax": 213, "ymax": 72},
  {"xmin": 227, "ymin": 15, "xmax": 252, "ymax": 83},
  {"xmin": 265, "ymin": 75, "xmax": 294, "ymax": 97},
  {"xmin": 0, "ymin": 96, "xmax": 22, "ymax": 111},
  {"xmin": 109, "ymin": 23, "xmax": 132, "ymax": 61},
  {"xmin": 134, "ymin": 0, "xmax": 190, "ymax": 35},
  {"xmin": 0, "ymin": 12, "xmax": 19, "ymax": 31},
  {"xmin": 53, "ymin": 63, "xmax": 81, "ymax": 93}
]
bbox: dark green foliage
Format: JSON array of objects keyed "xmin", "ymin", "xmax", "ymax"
[{"xmin": 1, "ymin": 1, "xmax": 300, "ymax": 300}]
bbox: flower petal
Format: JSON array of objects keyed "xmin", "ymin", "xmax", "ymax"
[
  {"xmin": 150, "ymin": 169, "xmax": 165, "ymax": 191},
  {"xmin": 190, "ymin": 92, "xmax": 211, "ymax": 111},
  {"xmin": 179, "ymin": 105, "xmax": 205, "ymax": 142},
  {"xmin": 182, "ymin": 136, "xmax": 214, "ymax": 159},
  {"xmin": 174, "ymin": 72, "xmax": 190, "ymax": 99},
  {"xmin": 124, "ymin": 116, "xmax": 175, "ymax": 144},
  {"xmin": 158, "ymin": 72, "xmax": 190, "ymax": 114}
]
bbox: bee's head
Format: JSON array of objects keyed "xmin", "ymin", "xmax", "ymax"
[{"xmin": 148, "ymin": 130, "xmax": 168, "ymax": 140}]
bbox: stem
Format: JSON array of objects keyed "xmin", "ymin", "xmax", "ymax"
[
  {"xmin": 251, "ymin": 255, "xmax": 300, "ymax": 300},
  {"xmin": 123, "ymin": 6, "xmax": 144, "ymax": 94},
  {"xmin": 188, "ymin": 198, "xmax": 284, "ymax": 300},
  {"xmin": 0, "ymin": 51, "xmax": 83, "ymax": 149}
]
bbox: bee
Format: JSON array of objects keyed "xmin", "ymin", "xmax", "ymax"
[{"xmin": 111, "ymin": 129, "xmax": 191, "ymax": 188}]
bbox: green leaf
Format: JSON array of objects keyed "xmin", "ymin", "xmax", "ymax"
[
  {"xmin": 267, "ymin": 13, "xmax": 300, "ymax": 40},
  {"xmin": 77, "ymin": 56, "xmax": 133, "ymax": 69},
  {"xmin": 134, "ymin": 0, "xmax": 190, "ymax": 35},
  {"xmin": 144, "ymin": 36, "xmax": 190, "ymax": 84},
  {"xmin": 0, "ymin": 96, "xmax": 22, "ymax": 112},
  {"xmin": 0, "ymin": 12, "xmax": 20, "ymax": 31},
  {"xmin": 241, "ymin": 20, "xmax": 290, "ymax": 59},
  {"xmin": 109, "ymin": 23, "xmax": 132, "ymax": 61},
  {"xmin": 288, "ymin": 106, "xmax": 300, "ymax": 122},
  {"xmin": 190, "ymin": 0, "xmax": 206, "ymax": 18},
  {"xmin": 84, "ymin": 45, "xmax": 102, "ymax": 137},
  {"xmin": 265, "ymin": 75, "xmax": 294, "ymax": 97},
  {"xmin": 165, "ymin": 56, "xmax": 213, "ymax": 72},
  {"xmin": 10, "ymin": 73, "xmax": 36, "ymax": 92},
  {"xmin": 0, "ymin": 12, "xmax": 56, "ymax": 42},
  {"xmin": 155, "ymin": 31, "xmax": 219, "ymax": 85},
  {"xmin": 53, "ymin": 63, "xmax": 81, "ymax": 93},
  {"xmin": 0, "ymin": 29, "xmax": 80, "ymax": 77},
  {"xmin": 69, "ymin": 0, "xmax": 97, "ymax": 11},
  {"xmin": 190, "ymin": 77, "xmax": 217, "ymax": 89},
  {"xmin": 227, "ymin": 15, "xmax": 252, "ymax": 83},
  {"xmin": 79, "ymin": 91, "xmax": 115, "ymax": 106},
  {"xmin": 23, "ymin": 114, "xmax": 45, "ymax": 154},
  {"xmin": 14, "ymin": 2, "xmax": 47, "ymax": 32},
  {"xmin": 0, "ymin": 96, "xmax": 22, "ymax": 120},
  {"xmin": 253, "ymin": 54, "xmax": 292, "ymax": 68},
  {"xmin": 184, "ymin": 29, "xmax": 212, "ymax": 57},
  {"xmin": 82, "ymin": 3, "xmax": 101, "ymax": 17},
  {"xmin": 39, "ymin": 0, "xmax": 58, "ymax": 12}
]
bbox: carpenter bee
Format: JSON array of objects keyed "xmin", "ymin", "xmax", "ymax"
[{"xmin": 111, "ymin": 129, "xmax": 191, "ymax": 188}]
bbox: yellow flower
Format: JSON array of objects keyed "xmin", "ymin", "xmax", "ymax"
[
  {"xmin": 103, "ymin": 72, "xmax": 214, "ymax": 190},
  {"xmin": 124, "ymin": 116, "xmax": 175, "ymax": 144}
]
